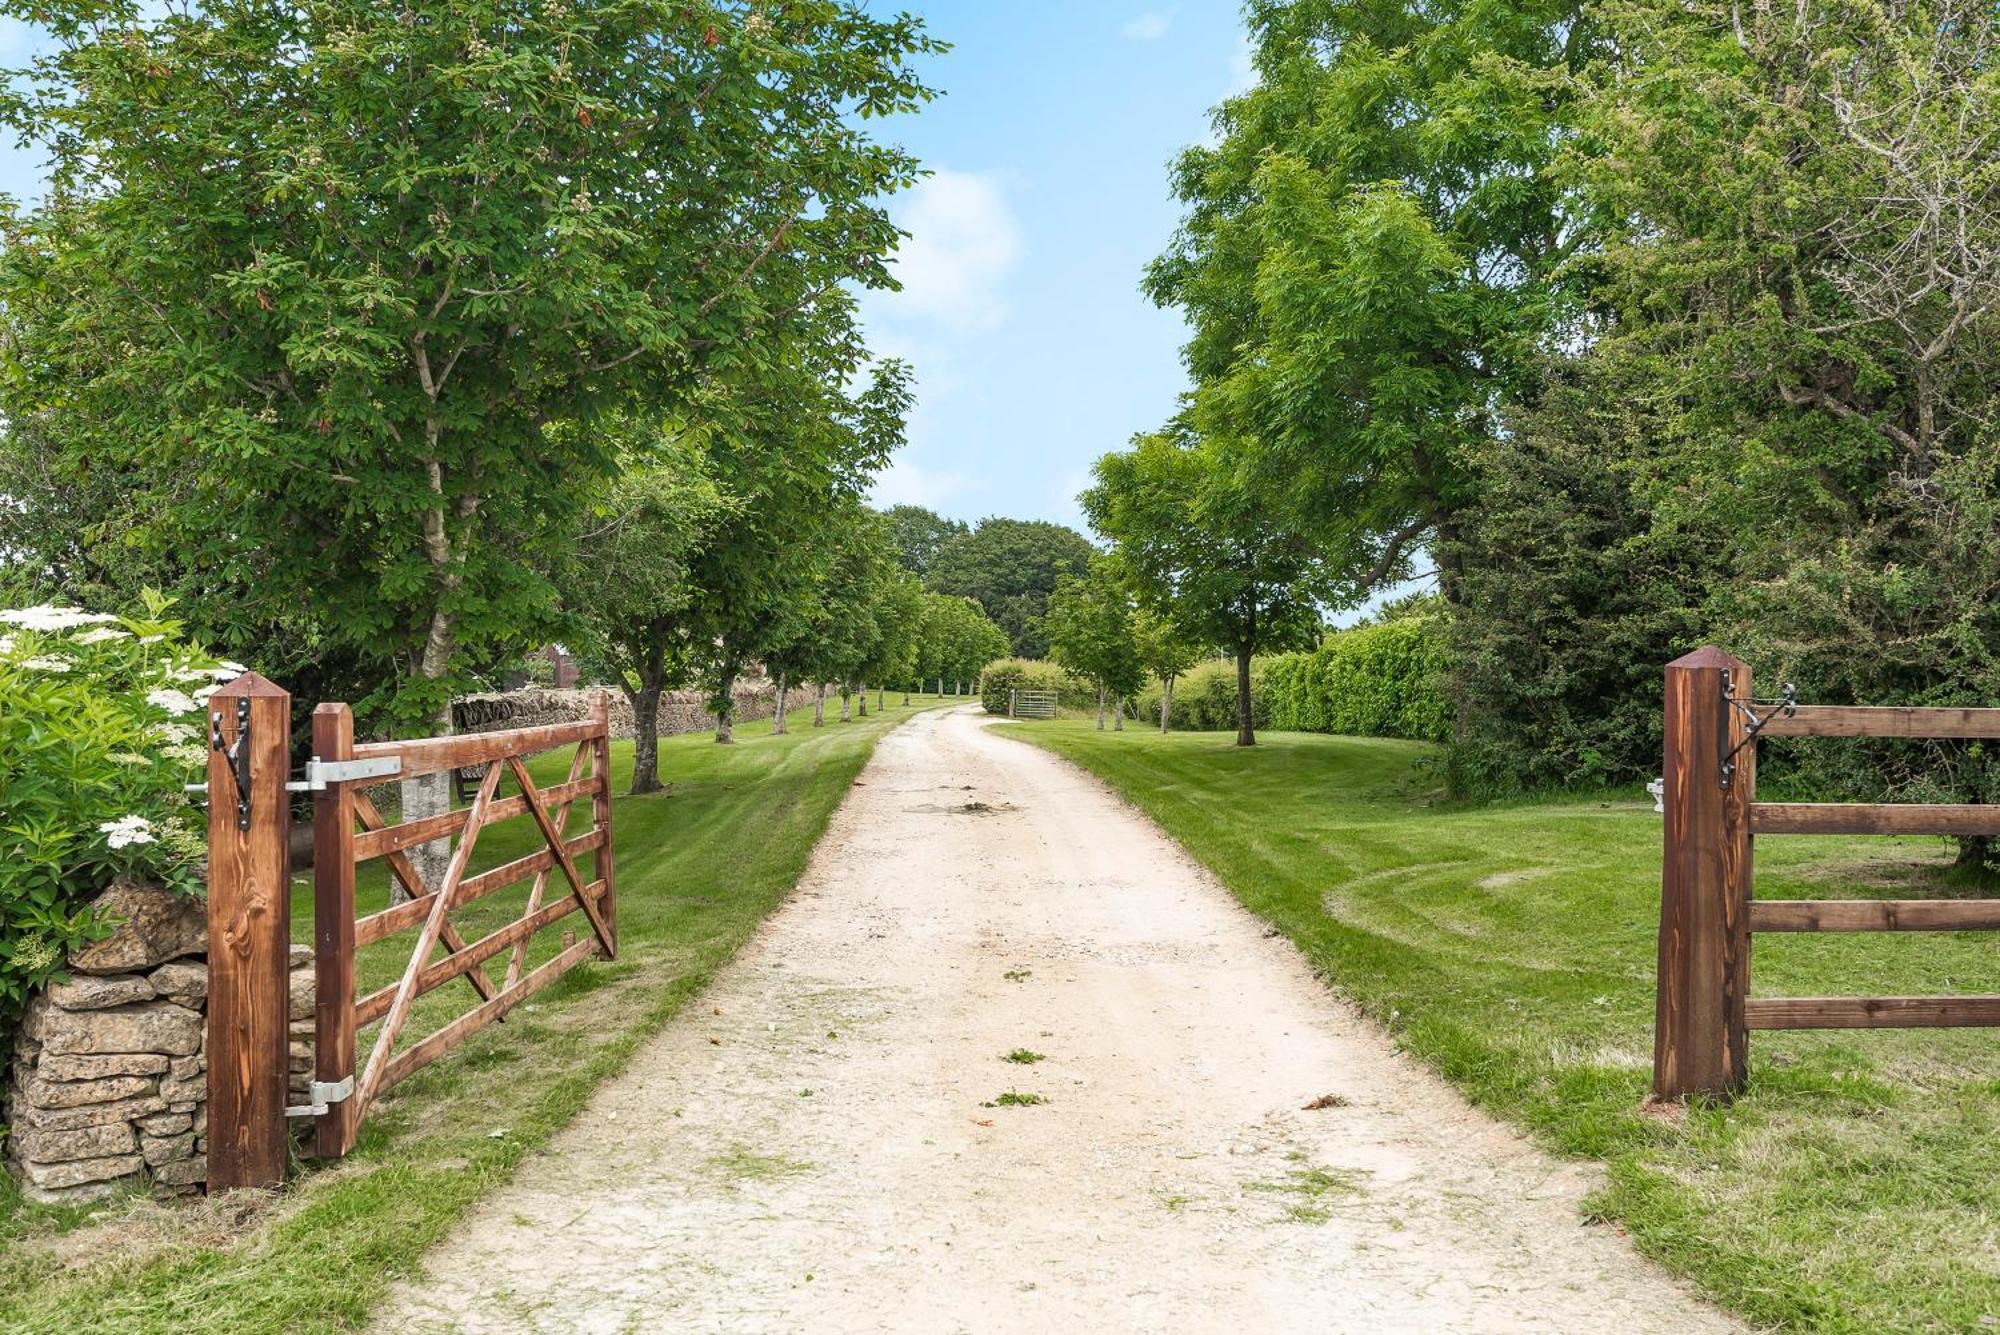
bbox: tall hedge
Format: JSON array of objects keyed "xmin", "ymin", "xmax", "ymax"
[{"xmin": 1263, "ymin": 616, "xmax": 1451, "ymax": 742}]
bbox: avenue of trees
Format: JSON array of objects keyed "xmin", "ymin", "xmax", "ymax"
[
  {"xmin": 0, "ymin": 3, "xmax": 1021, "ymax": 811},
  {"xmin": 1066, "ymin": 0, "xmax": 2000, "ymax": 872}
]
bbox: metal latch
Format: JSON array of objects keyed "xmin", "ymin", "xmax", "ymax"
[
  {"xmin": 284, "ymin": 1074, "xmax": 354, "ymax": 1118},
  {"xmin": 210, "ymin": 697, "xmax": 254, "ymax": 830},
  {"xmin": 284, "ymin": 756, "xmax": 403, "ymax": 793}
]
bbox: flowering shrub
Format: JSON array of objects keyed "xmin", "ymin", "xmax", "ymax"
[{"xmin": 0, "ymin": 592, "xmax": 239, "ymax": 1020}]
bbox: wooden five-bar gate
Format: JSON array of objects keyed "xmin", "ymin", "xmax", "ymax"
[
  {"xmin": 203, "ymin": 674, "xmax": 616, "ymax": 1189},
  {"xmin": 1654, "ymin": 647, "xmax": 2000, "ymax": 1100}
]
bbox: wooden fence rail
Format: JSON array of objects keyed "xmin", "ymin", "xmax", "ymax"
[
  {"xmin": 1653, "ymin": 648, "xmax": 2000, "ymax": 1100},
  {"xmin": 206, "ymin": 683, "xmax": 617, "ymax": 1189}
]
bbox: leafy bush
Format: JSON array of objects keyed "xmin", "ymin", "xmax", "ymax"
[
  {"xmin": 979, "ymin": 658, "xmax": 1093, "ymax": 715},
  {"xmin": 1134, "ymin": 659, "xmax": 1270, "ymax": 732},
  {"xmin": 1264, "ymin": 614, "xmax": 1451, "ymax": 742},
  {"xmin": 0, "ymin": 594, "xmax": 232, "ymax": 1024}
]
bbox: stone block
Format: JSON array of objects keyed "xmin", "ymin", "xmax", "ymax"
[
  {"xmin": 67, "ymin": 881, "xmax": 205, "ymax": 975},
  {"xmin": 151, "ymin": 1154, "xmax": 206, "ymax": 1187},
  {"xmin": 37, "ymin": 1001, "xmax": 201, "ymax": 1058},
  {"xmin": 13, "ymin": 1095, "xmax": 167, "ymax": 1131},
  {"xmin": 159, "ymin": 1072, "xmax": 204, "ymax": 1104},
  {"xmin": 22, "ymin": 1074, "xmax": 156, "ymax": 1109},
  {"xmin": 169, "ymin": 1053, "xmax": 205, "ymax": 1081},
  {"xmin": 289, "ymin": 944, "xmax": 312, "ymax": 968},
  {"xmin": 47, "ymin": 974, "xmax": 155, "ymax": 1011},
  {"xmin": 9, "ymin": 1122, "xmax": 136, "ymax": 1164},
  {"xmin": 147, "ymin": 961, "xmax": 208, "ymax": 1001},
  {"xmin": 136, "ymin": 1112, "xmax": 193, "ymax": 1136},
  {"xmin": 36, "ymin": 1053, "xmax": 170, "ymax": 1082},
  {"xmin": 288, "ymin": 968, "xmax": 314, "ymax": 1022},
  {"xmin": 21, "ymin": 1153, "xmax": 143, "ymax": 1190},
  {"xmin": 140, "ymin": 1131, "xmax": 195, "ymax": 1166}
]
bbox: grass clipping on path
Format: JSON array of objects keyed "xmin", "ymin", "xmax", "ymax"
[
  {"xmin": 1002, "ymin": 720, "xmax": 2000, "ymax": 1335},
  {"xmin": 0, "ymin": 702, "xmax": 943, "ymax": 1335}
]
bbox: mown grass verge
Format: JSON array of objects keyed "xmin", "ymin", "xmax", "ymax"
[
  {"xmin": 999, "ymin": 720, "xmax": 2000, "ymax": 1334},
  {"xmin": 0, "ymin": 698, "xmax": 945, "ymax": 1333}
]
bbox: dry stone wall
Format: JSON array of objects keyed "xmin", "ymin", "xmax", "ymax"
[
  {"xmin": 452, "ymin": 680, "xmax": 778, "ymax": 740},
  {"xmin": 4, "ymin": 882, "xmax": 315, "ymax": 1203}
]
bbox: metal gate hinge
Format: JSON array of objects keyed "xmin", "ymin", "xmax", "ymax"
[
  {"xmin": 284, "ymin": 755, "xmax": 403, "ymax": 793},
  {"xmin": 284, "ymin": 1074, "xmax": 355, "ymax": 1118}
]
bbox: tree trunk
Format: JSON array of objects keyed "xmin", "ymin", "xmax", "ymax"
[
  {"xmin": 839, "ymin": 685, "xmax": 852, "ymax": 722},
  {"xmin": 773, "ymin": 672, "xmax": 790, "ymax": 737},
  {"xmin": 1160, "ymin": 674, "xmax": 1174, "ymax": 734},
  {"xmin": 856, "ymin": 684, "xmax": 868, "ymax": 718},
  {"xmin": 1234, "ymin": 643, "xmax": 1256, "ymax": 748},
  {"xmin": 628, "ymin": 685, "xmax": 664, "ymax": 795},
  {"xmin": 902, "ymin": 688, "xmax": 911, "ymax": 706},
  {"xmin": 399, "ymin": 603, "xmax": 458, "ymax": 903},
  {"xmin": 1096, "ymin": 685, "xmax": 1106, "ymax": 731},
  {"xmin": 714, "ymin": 661, "xmax": 738, "ymax": 744},
  {"xmin": 1114, "ymin": 694, "xmax": 1124, "ymax": 731},
  {"xmin": 814, "ymin": 682, "xmax": 827, "ymax": 726},
  {"xmin": 878, "ymin": 684, "xmax": 887, "ymax": 711}
]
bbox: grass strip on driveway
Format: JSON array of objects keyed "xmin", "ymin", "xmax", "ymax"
[
  {"xmin": 1001, "ymin": 721, "xmax": 2000, "ymax": 1335},
  {"xmin": 0, "ymin": 698, "xmax": 947, "ymax": 1334}
]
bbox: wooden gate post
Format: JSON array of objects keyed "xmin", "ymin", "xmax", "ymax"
[
  {"xmin": 1654, "ymin": 647, "xmax": 1754, "ymax": 1101},
  {"xmin": 311, "ymin": 703, "xmax": 359, "ymax": 1158},
  {"xmin": 591, "ymin": 691, "xmax": 618, "ymax": 956},
  {"xmin": 205, "ymin": 672, "xmax": 293, "ymax": 1189}
]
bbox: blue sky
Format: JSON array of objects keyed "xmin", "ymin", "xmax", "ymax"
[
  {"xmin": 0, "ymin": 4, "xmax": 1249, "ymax": 538},
  {"xmin": 858, "ymin": 2, "xmax": 1250, "ymax": 533}
]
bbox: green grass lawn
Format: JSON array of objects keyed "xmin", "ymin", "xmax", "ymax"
[
  {"xmin": 0, "ymin": 696, "xmax": 949, "ymax": 1334},
  {"xmin": 1000, "ymin": 721, "xmax": 2000, "ymax": 1334}
]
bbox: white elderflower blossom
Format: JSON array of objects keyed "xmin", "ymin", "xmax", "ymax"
[
  {"xmin": 110, "ymin": 752, "xmax": 153, "ymax": 766},
  {"xmin": 0, "ymin": 605, "xmax": 118, "ymax": 632},
  {"xmin": 215, "ymin": 660, "xmax": 248, "ymax": 676},
  {"xmin": 146, "ymin": 688, "xmax": 199, "ymax": 715},
  {"xmin": 20, "ymin": 655, "xmax": 71, "ymax": 672},
  {"xmin": 193, "ymin": 683, "xmax": 220, "ymax": 704},
  {"xmin": 71, "ymin": 627, "xmax": 130, "ymax": 645},
  {"xmin": 155, "ymin": 721, "xmax": 197, "ymax": 744},
  {"xmin": 99, "ymin": 815, "xmax": 156, "ymax": 849},
  {"xmin": 173, "ymin": 667, "xmax": 215, "ymax": 683}
]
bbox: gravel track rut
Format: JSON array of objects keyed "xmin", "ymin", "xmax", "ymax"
[{"xmin": 378, "ymin": 707, "xmax": 1738, "ymax": 1334}]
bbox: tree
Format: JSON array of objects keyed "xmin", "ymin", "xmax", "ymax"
[
  {"xmin": 1575, "ymin": 0, "xmax": 2000, "ymax": 866},
  {"xmin": 928, "ymin": 518, "xmax": 1094, "ymax": 657},
  {"xmin": 913, "ymin": 591, "xmax": 1008, "ymax": 696},
  {"xmin": 882, "ymin": 504, "xmax": 967, "ymax": 580},
  {"xmin": 1130, "ymin": 606, "xmax": 1202, "ymax": 734},
  {"xmin": 1146, "ymin": 0, "xmax": 1595, "ymax": 605},
  {"xmin": 561, "ymin": 434, "xmax": 728, "ymax": 794},
  {"xmin": 859, "ymin": 573, "xmax": 926, "ymax": 712},
  {"xmin": 1046, "ymin": 562, "xmax": 1145, "ymax": 731},
  {"xmin": 675, "ymin": 350, "xmax": 911, "ymax": 742},
  {"xmin": 0, "ymin": 1, "xmax": 937, "ymax": 855},
  {"xmin": 1084, "ymin": 430, "xmax": 1321, "ymax": 746}
]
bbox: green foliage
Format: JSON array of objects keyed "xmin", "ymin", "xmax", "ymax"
[
  {"xmin": 1134, "ymin": 659, "xmax": 1269, "ymax": 733},
  {"xmin": 1043, "ymin": 561, "xmax": 1145, "ymax": 714},
  {"xmin": 0, "ymin": 595, "xmax": 223, "ymax": 1026},
  {"xmin": 913, "ymin": 592, "xmax": 1010, "ymax": 689},
  {"xmin": 1084, "ymin": 430, "xmax": 1320, "ymax": 744},
  {"xmin": 881, "ymin": 505, "xmax": 967, "ymax": 581},
  {"xmin": 1147, "ymin": 0, "xmax": 1592, "ymax": 600},
  {"xmin": 0, "ymin": 1, "xmax": 937, "ymax": 724},
  {"xmin": 1442, "ymin": 366, "xmax": 1730, "ymax": 792},
  {"xmin": 1264, "ymin": 615, "xmax": 1452, "ymax": 743},
  {"xmin": 928, "ymin": 518, "xmax": 1095, "ymax": 658},
  {"xmin": 977, "ymin": 659, "xmax": 1094, "ymax": 716}
]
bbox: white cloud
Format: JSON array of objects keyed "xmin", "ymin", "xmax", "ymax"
[
  {"xmin": 880, "ymin": 170, "xmax": 1022, "ymax": 334},
  {"xmin": 870, "ymin": 457, "xmax": 977, "ymax": 511},
  {"xmin": 1121, "ymin": 10, "xmax": 1175, "ymax": 41}
]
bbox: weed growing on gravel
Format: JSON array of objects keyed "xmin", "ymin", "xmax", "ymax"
[
  {"xmin": 984, "ymin": 1091, "xmax": 1047, "ymax": 1108},
  {"xmin": 1003, "ymin": 968, "xmax": 1032, "ymax": 982},
  {"xmin": 1003, "ymin": 1049, "xmax": 1045, "ymax": 1064},
  {"xmin": 1244, "ymin": 1166, "xmax": 1367, "ymax": 1225}
]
